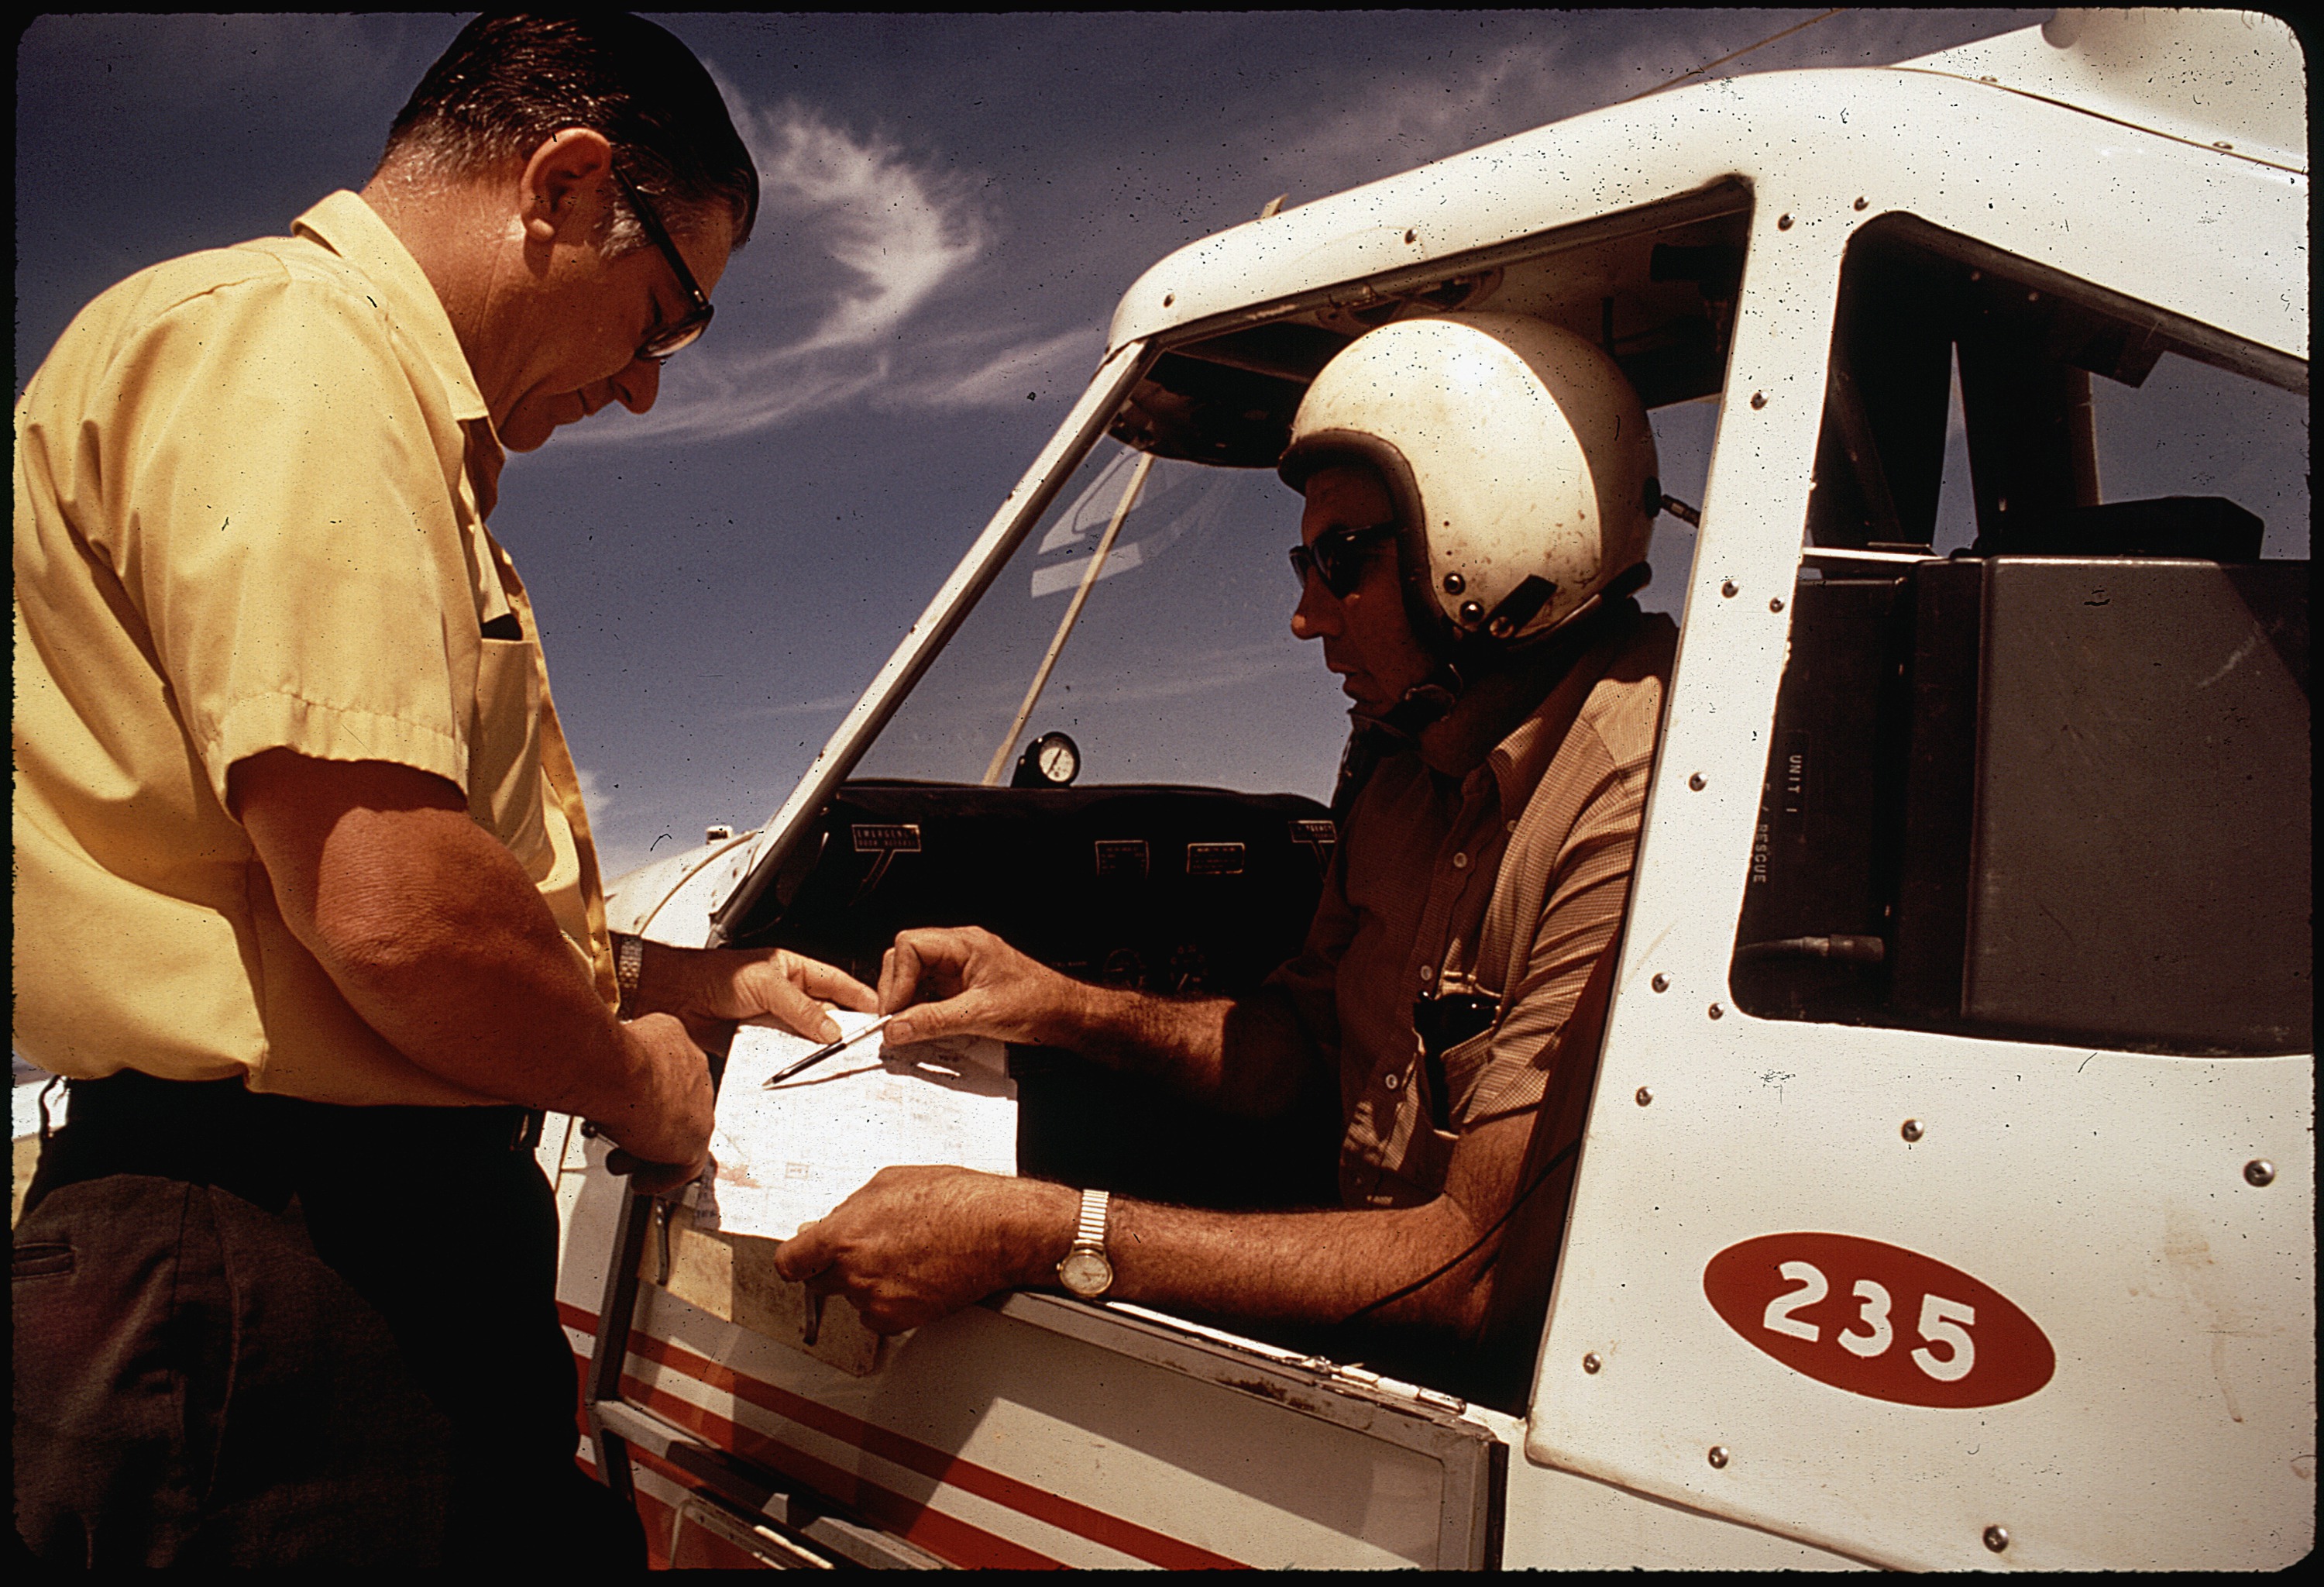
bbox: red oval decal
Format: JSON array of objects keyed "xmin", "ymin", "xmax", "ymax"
[{"xmin": 1703, "ymin": 1232, "xmax": 2054, "ymax": 1408}]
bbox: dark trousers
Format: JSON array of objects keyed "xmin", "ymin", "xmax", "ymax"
[{"xmin": 12, "ymin": 1071, "xmax": 645, "ymax": 1568}]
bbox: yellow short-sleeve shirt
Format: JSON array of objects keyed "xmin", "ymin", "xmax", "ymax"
[{"xmin": 12, "ymin": 191, "xmax": 617, "ymax": 1106}]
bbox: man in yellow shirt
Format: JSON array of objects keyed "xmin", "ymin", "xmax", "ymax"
[{"xmin": 12, "ymin": 14, "xmax": 871, "ymax": 1566}]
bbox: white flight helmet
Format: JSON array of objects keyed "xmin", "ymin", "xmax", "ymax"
[{"xmin": 1279, "ymin": 312, "xmax": 1657, "ymax": 653}]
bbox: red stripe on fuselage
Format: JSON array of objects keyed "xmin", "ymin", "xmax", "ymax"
[
  {"xmin": 629, "ymin": 1375, "xmax": 1064, "ymax": 1569},
  {"xmin": 559, "ymin": 1300, "xmax": 1247, "ymax": 1569}
]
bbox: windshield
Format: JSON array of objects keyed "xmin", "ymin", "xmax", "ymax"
[{"xmin": 854, "ymin": 442, "xmax": 1351, "ymax": 798}]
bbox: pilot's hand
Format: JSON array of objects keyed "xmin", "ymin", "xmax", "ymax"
[
  {"xmin": 772, "ymin": 1167, "xmax": 1072, "ymax": 1334},
  {"xmin": 595, "ymin": 1011, "xmax": 715, "ymax": 1196},
  {"xmin": 878, "ymin": 926, "xmax": 1073, "ymax": 1047}
]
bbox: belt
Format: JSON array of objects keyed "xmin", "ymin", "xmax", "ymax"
[{"xmin": 28, "ymin": 1069, "xmax": 544, "ymax": 1219}]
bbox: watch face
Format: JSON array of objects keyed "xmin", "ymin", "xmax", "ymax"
[{"xmin": 1057, "ymin": 1247, "xmax": 1113, "ymax": 1298}]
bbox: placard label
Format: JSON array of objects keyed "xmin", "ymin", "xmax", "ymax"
[{"xmin": 1703, "ymin": 1231, "xmax": 2054, "ymax": 1408}]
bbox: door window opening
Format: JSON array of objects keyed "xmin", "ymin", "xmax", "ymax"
[{"xmin": 1739, "ymin": 215, "xmax": 2309, "ymax": 1055}]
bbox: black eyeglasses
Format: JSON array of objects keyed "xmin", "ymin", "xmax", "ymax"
[
  {"xmin": 610, "ymin": 164, "xmax": 715, "ymax": 363},
  {"xmin": 1288, "ymin": 522, "xmax": 1396, "ymax": 597}
]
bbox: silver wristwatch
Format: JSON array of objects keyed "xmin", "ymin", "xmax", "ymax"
[{"xmin": 1055, "ymin": 1188, "xmax": 1114, "ymax": 1300}]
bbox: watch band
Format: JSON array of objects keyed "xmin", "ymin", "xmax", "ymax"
[
  {"xmin": 614, "ymin": 933, "xmax": 645, "ymax": 1008},
  {"xmin": 1074, "ymin": 1187, "xmax": 1110, "ymax": 1250}
]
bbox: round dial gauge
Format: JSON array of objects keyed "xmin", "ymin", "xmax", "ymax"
[
  {"xmin": 1035, "ymin": 732, "xmax": 1080, "ymax": 785},
  {"xmin": 1012, "ymin": 730, "xmax": 1081, "ymax": 788}
]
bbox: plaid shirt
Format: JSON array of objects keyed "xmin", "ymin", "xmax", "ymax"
[{"xmin": 1268, "ymin": 607, "xmax": 1677, "ymax": 1209}]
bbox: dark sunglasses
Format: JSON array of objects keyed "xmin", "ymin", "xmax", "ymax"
[
  {"xmin": 1287, "ymin": 522, "xmax": 1397, "ymax": 597},
  {"xmin": 610, "ymin": 164, "xmax": 715, "ymax": 363}
]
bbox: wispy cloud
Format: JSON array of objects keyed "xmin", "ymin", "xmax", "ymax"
[
  {"xmin": 568, "ymin": 80, "xmax": 1087, "ymax": 446},
  {"xmin": 755, "ymin": 103, "xmax": 985, "ymax": 355},
  {"xmin": 717, "ymin": 690, "xmax": 857, "ymax": 725},
  {"xmin": 875, "ymin": 326, "xmax": 1100, "ymax": 414},
  {"xmin": 1260, "ymin": 43, "xmax": 1579, "ymax": 188},
  {"xmin": 574, "ymin": 764, "xmax": 617, "ymax": 824},
  {"xmin": 901, "ymin": 638, "xmax": 1314, "ymax": 723},
  {"xmin": 1063, "ymin": 639, "xmax": 1315, "ymax": 709},
  {"xmin": 1256, "ymin": 12, "xmax": 2040, "ymax": 205},
  {"xmin": 576, "ymin": 763, "xmax": 667, "ymax": 887}
]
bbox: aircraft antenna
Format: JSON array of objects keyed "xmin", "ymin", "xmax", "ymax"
[{"xmin": 1616, "ymin": 8, "xmax": 1848, "ymax": 105}]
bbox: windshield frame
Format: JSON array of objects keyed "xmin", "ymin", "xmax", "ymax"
[{"xmin": 710, "ymin": 339, "xmax": 1156, "ymax": 943}]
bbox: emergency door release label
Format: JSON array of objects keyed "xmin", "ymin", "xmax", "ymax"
[{"xmin": 1702, "ymin": 1232, "xmax": 2055, "ymax": 1409}]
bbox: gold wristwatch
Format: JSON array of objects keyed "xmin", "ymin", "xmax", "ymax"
[
  {"xmin": 1055, "ymin": 1188, "xmax": 1114, "ymax": 1300},
  {"xmin": 614, "ymin": 933, "xmax": 645, "ymax": 1011}
]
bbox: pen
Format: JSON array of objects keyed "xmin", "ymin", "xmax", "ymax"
[{"xmin": 761, "ymin": 1012, "xmax": 901, "ymax": 1088}]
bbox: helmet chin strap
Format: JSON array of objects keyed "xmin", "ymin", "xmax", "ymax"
[
  {"xmin": 1383, "ymin": 663, "xmax": 1463, "ymax": 738},
  {"xmin": 1331, "ymin": 565, "xmax": 1649, "ymax": 821},
  {"xmin": 1328, "ymin": 662, "xmax": 1460, "ymax": 821}
]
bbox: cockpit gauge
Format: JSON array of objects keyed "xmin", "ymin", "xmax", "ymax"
[{"xmin": 1012, "ymin": 730, "xmax": 1081, "ymax": 789}]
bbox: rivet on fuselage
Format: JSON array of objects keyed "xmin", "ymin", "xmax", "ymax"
[
  {"xmin": 1635, "ymin": 1087, "xmax": 1653, "ymax": 1107},
  {"xmin": 1983, "ymin": 1526, "xmax": 2009, "ymax": 1552},
  {"xmin": 2245, "ymin": 1158, "xmax": 2276, "ymax": 1186},
  {"xmin": 1707, "ymin": 1446, "xmax": 1730, "ymax": 1469},
  {"xmin": 1583, "ymin": 1352, "xmax": 1603, "ymax": 1374},
  {"xmin": 1902, "ymin": 1119, "xmax": 1924, "ymax": 1142}
]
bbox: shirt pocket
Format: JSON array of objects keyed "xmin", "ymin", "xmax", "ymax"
[
  {"xmin": 1435, "ymin": 1022, "xmax": 1501, "ymax": 1128},
  {"xmin": 469, "ymin": 636, "xmax": 549, "ymax": 876}
]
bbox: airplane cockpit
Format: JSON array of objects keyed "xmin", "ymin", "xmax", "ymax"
[{"xmin": 697, "ymin": 184, "xmax": 1760, "ymax": 1269}]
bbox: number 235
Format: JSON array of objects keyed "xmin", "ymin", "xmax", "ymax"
[{"xmin": 1762, "ymin": 1261, "xmax": 1976, "ymax": 1382}]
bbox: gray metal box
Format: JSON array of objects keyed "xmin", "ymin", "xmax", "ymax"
[{"xmin": 1962, "ymin": 559, "xmax": 2309, "ymax": 1053}]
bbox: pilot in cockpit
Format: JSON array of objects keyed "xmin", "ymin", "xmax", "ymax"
[{"xmin": 775, "ymin": 313, "xmax": 1678, "ymax": 1404}]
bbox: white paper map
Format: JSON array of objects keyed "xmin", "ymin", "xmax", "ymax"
[{"xmin": 697, "ymin": 1010, "xmax": 1017, "ymax": 1241}]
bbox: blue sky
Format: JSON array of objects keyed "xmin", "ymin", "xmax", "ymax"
[{"xmin": 18, "ymin": 10, "xmax": 2057, "ymax": 880}]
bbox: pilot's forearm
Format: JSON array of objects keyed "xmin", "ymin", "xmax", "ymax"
[
  {"xmin": 878, "ymin": 925, "xmax": 1314, "ymax": 1117},
  {"xmin": 1031, "ymin": 1101, "xmax": 1534, "ymax": 1334},
  {"xmin": 1050, "ymin": 981, "xmax": 1310, "ymax": 1117},
  {"xmin": 782, "ymin": 1164, "xmax": 1497, "ymax": 1339},
  {"xmin": 1095, "ymin": 1192, "xmax": 1494, "ymax": 1337}
]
